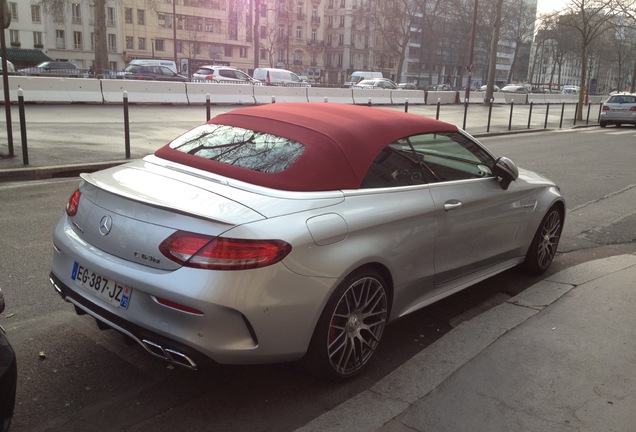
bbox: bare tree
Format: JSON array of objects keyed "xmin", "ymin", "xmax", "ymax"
[
  {"xmin": 559, "ymin": 0, "xmax": 620, "ymax": 119},
  {"xmin": 501, "ymin": 0, "xmax": 538, "ymax": 83},
  {"xmin": 485, "ymin": 0, "xmax": 504, "ymax": 103}
]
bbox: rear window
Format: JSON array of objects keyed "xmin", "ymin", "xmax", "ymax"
[
  {"xmin": 607, "ymin": 95, "xmax": 636, "ymax": 104},
  {"xmin": 167, "ymin": 124, "xmax": 304, "ymax": 173}
]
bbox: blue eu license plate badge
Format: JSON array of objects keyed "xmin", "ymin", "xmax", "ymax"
[{"xmin": 120, "ymin": 286, "xmax": 131, "ymax": 309}]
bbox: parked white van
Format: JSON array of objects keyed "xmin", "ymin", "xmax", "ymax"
[
  {"xmin": 252, "ymin": 68, "xmax": 309, "ymax": 86},
  {"xmin": 343, "ymin": 71, "xmax": 383, "ymax": 88},
  {"xmin": 128, "ymin": 59, "xmax": 178, "ymax": 74}
]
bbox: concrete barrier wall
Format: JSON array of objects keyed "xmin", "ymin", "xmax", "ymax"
[
  {"xmin": 352, "ymin": 89, "xmax": 392, "ymax": 105},
  {"xmin": 391, "ymin": 89, "xmax": 425, "ymax": 105},
  {"xmin": 426, "ymin": 91, "xmax": 457, "ymax": 105},
  {"xmin": 101, "ymin": 79, "xmax": 189, "ymax": 104},
  {"xmin": 307, "ymin": 87, "xmax": 354, "ymax": 104},
  {"xmin": 5, "ymin": 76, "xmax": 74, "ymax": 103},
  {"xmin": 253, "ymin": 86, "xmax": 309, "ymax": 104},
  {"xmin": 186, "ymin": 82, "xmax": 256, "ymax": 104}
]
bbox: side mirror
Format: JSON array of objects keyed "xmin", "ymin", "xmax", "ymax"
[{"xmin": 493, "ymin": 156, "xmax": 519, "ymax": 190}]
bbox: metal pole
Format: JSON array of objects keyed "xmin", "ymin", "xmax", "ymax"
[
  {"xmin": 206, "ymin": 93, "xmax": 210, "ymax": 121},
  {"xmin": 464, "ymin": 0, "xmax": 479, "ymax": 103},
  {"xmin": 462, "ymin": 98, "xmax": 468, "ymax": 130},
  {"xmin": 559, "ymin": 102, "xmax": 565, "ymax": 128},
  {"xmin": 18, "ymin": 88, "xmax": 28, "ymax": 165},
  {"xmin": 586, "ymin": 102, "xmax": 591, "ymax": 124},
  {"xmin": 123, "ymin": 91, "xmax": 131, "ymax": 159},
  {"xmin": 544, "ymin": 102, "xmax": 550, "ymax": 129},
  {"xmin": 508, "ymin": 99, "xmax": 514, "ymax": 131},
  {"xmin": 404, "ymin": 98, "xmax": 409, "ymax": 113},
  {"xmin": 527, "ymin": 101, "xmax": 533, "ymax": 129},
  {"xmin": 487, "ymin": 98, "xmax": 493, "ymax": 132},
  {"xmin": 573, "ymin": 103, "xmax": 578, "ymax": 125},
  {"xmin": 598, "ymin": 102, "xmax": 602, "ymax": 123},
  {"xmin": 436, "ymin": 99, "xmax": 441, "ymax": 120},
  {"xmin": 0, "ymin": 5, "xmax": 13, "ymax": 157}
]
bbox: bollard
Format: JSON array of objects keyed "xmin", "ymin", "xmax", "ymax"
[
  {"xmin": 206, "ymin": 93, "xmax": 211, "ymax": 121},
  {"xmin": 573, "ymin": 103, "xmax": 579, "ymax": 125},
  {"xmin": 487, "ymin": 98, "xmax": 493, "ymax": 132},
  {"xmin": 18, "ymin": 88, "xmax": 28, "ymax": 165},
  {"xmin": 368, "ymin": 97, "xmax": 372, "ymax": 107},
  {"xmin": 324, "ymin": 97, "xmax": 328, "ymax": 103},
  {"xmin": 404, "ymin": 98, "xmax": 409, "ymax": 113},
  {"xmin": 559, "ymin": 102, "xmax": 565, "ymax": 128},
  {"xmin": 123, "ymin": 91, "xmax": 131, "ymax": 159},
  {"xmin": 436, "ymin": 98, "xmax": 441, "ymax": 120},
  {"xmin": 272, "ymin": 95, "xmax": 276, "ymax": 104},
  {"xmin": 586, "ymin": 102, "xmax": 591, "ymax": 124},
  {"xmin": 527, "ymin": 101, "xmax": 533, "ymax": 129},
  {"xmin": 462, "ymin": 98, "xmax": 468, "ymax": 130},
  {"xmin": 597, "ymin": 102, "xmax": 603, "ymax": 123},
  {"xmin": 544, "ymin": 102, "xmax": 550, "ymax": 129},
  {"xmin": 508, "ymin": 99, "xmax": 514, "ymax": 131}
]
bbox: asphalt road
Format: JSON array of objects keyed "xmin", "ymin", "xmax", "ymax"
[{"xmin": 0, "ymin": 112, "xmax": 634, "ymax": 431}]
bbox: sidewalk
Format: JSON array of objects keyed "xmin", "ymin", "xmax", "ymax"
[{"xmin": 296, "ymin": 254, "xmax": 636, "ymax": 432}]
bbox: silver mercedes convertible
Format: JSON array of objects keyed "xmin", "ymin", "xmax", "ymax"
[{"xmin": 50, "ymin": 103, "xmax": 564, "ymax": 380}]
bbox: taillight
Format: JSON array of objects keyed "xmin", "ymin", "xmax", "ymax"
[
  {"xmin": 159, "ymin": 231, "xmax": 292, "ymax": 270},
  {"xmin": 630, "ymin": 106, "xmax": 636, "ymax": 112},
  {"xmin": 66, "ymin": 189, "xmax": 81, "ymax": 216},
  {"xmin": 602, "ymin": 105, "xmax": 610, "ymax": 111},
  {"xmin": 205, "ymin": 74, "xmax": 216, "ymax": 81}
]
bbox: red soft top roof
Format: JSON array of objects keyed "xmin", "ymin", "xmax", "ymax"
[{"xmin": 154, "ymin": 103, "xmax": 459, "ymax": 191}]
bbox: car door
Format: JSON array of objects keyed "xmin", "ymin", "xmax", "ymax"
[{"xmin": 407, "ymin": 132, "xmax": 531, "ymax": 287}]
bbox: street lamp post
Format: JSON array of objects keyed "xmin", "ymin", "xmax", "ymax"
[{"xmin": 173, "ymin": 0, "xmax": 177, "ymax": 66}]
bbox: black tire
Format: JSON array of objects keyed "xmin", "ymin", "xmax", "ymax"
[
  {"xmin": 521, "ymin": 206, "xmax": 563, "ymax": 274},
  {"xmin": 304, "ymin": 267, "xmax": 389, "ymax": 381},
  {"xmin": 600, "ymin": 121, "xmax": 607, "ymax": 128}
]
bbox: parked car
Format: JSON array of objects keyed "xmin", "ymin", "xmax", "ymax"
[
  {"xmin": 252, "ymin": 68, "xmax": 308, "ymax": 86},
  {"xmin": 0, "ymin": 288, "xmax": 17, "ymax": 432},
  {"xmin": 127, "ymin": 59, "xmax": 179, "ymax": 74},
  {"xmin": 398, "ymin": 82, "xmax": 418, "ymax": 90},
  {"xmin": 19, "ymin": 61, "xmax": 81, "ymax": 77},
  {"xmin": 343, "ymin": 71, "xmax": 383, "ymax": 87},
  {"xmin": 501, "ymin": 85, "xmax": 528, "ymax": 94},
  {"xmin": 118, "ymin": 64, "xmax": 188, "ymax": 82},
  {"xmin": 354, "ymin": 78, "xmax": 399, "ymax": 89},
  {"xmin": 479, "ymin": 85, "xmax": 500, "ymax": 92},
  {"xmin": 0, "ymin": 58, "xmax": 15, "ymax": 74},
  {"xmin": 561, "ymin": 85, "xmax": 580, "ymax": 95},
  {"xmin": 599, "ymin": 93, "xmax": 636, "ymax": 127},
  {"xmin": 192, "ymin": 66, "xmax": 259, "ymax": 84},
  {"xmin": 49, "ymin": 103, "xmax": 564, "ymax": 380}
]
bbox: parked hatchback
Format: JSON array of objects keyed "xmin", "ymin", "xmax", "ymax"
[
  {"xmin": 192, "ymin": 66, "xmax": 258, "ymax": 84},
  {"xmin": 120, "ymin": 65, "xmax": 188, "ymax": 82},
  {"xmin": 19, "ymin": 61, "xmax": 80, "ymax": 77},
  {"xmin": 354, "ymin": 78, "xmax": 399, "ymax": 89},
  {"xmin": 599, "ymin": 93, "xmax": 636, "ymax": 127}
]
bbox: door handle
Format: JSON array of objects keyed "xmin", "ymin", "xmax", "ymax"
[{"xmin": 444, "ymin": 200, "xmax": 462, "ymax": 211}]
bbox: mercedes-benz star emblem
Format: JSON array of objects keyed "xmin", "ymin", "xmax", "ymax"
[{"xmin": 99, "ymin": 215, "xmax": 113, "ymax": 236}]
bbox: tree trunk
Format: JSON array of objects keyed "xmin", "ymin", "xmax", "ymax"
[
  {"xmin": 93, "ymin": 0, "xmax": 108, "ymax": 76},
  {"xmin": 485, "ymin": 0, "xmax": 503, "ymax": 103}
]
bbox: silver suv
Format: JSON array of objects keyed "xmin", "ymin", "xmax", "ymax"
[
  {"xmin": 600, "ymin": 93, "xmax": 636, "ymax": 127},
  {"xmin": 192, "ymin": 66, "xmax": 259, "ymax": 84}
]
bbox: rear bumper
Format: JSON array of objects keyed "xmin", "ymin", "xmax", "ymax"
[{"xmin": 49, "ymin": 272, "xmax": 206, "ymax": 370}]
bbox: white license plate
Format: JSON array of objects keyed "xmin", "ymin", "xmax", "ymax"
[{"xmin": 71, "ymin": 262, "xmax": 132, "ymax": 309}]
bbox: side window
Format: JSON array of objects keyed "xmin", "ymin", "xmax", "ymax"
[
  {"xmin": 409, "ymin": 132, "xmax": 494, "ymax": 182},
  {"xmin": 360, "ymin": 132, "xmax": 495, "ymax": 189}
]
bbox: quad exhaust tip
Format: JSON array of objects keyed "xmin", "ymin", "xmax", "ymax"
[{"xmin": 142, "ymin": 340, "xmax": 198, "ymax": 370}]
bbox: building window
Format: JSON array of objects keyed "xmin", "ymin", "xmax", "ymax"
[
  {"xmin": 311, "ymin": 29, "xmax": 317, "ymax": 42},
  {"xmin": 296, "ymin": 26, "xmax": 302, "ymax": 39},
  {"xmin": 33, "ymin": 32, "xmax": 43, "ymax": 48},
  {"xmin": 126, "ymin": 36, "xmax": 134, "ymax": 49},
  {"xmin": 31, "ymin": 5, "xmax": 41, "ymax": 23},
  {"xmin": 137, "ymin": 9, "xmax": 145, "ymax": 25},
  {"xmin": 125, "ymin": 8, "xmax": 132, "ymax": 24},
  {"xmin": 110, "ymin": 62, "xmax": 118, "ymax": 72},
  {"xmin": 9, "ymin": 2, "xmax": 17, "ymax": 20},
  {"xmin": 260, "ymin": 26, "xmax": 267, "ymax": 39},
  {"xmin": 9, "ymin": 30, "xmax": 19, "ymax": 46},
  {"xmin": 108, "ymin": 34, "xmax": 117, "ymax": 52},
  {"xmin": 56, "ymin": 30, "xmax": 66, "ymax": 49},
  {"xmin": 91, "ymin": 32, "xmax": 94, "ymax": 50},
  {"xmin": 340, "ymin": 15, "xmax": 345, "ymax": 27},
  {"xmin": 73, "ymin": 31, "xmax": 83, "ymax": 50},
  {"xmin": 138, "ymin": 37, "xmax": 146, "ymax": 50},
  {"xmin": 107, "ymin": 7, "xmax": 116, "ymax": 26},
  {"xmin": 155, "ymin": 39, "xmax": 164, "ymax": 52},
  {"xmin": 260, "ymin": 48, "xmax": 267, "ymax": 61},
  {"xmin": 240, "ymin": 47, "xmax": 247, "ymax": 58},
  {"xmin": 224, "ymin": 45, "xmax": 232, "ymax": 57},
  {"xmin": 72, "ymin": 3, "xmax": 81, "ymax": 23},
  {"xmin": 339, "ymin": 34, "xmax": 344, "ymax": 46}
]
